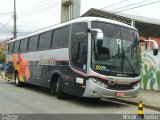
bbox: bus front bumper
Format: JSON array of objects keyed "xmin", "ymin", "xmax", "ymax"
[{"xmin": 83, "ymin": 78, "xmax": 140, "ymax": 98}]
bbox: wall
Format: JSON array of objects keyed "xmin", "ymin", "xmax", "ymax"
[{"xmin": 140, "ymin": 37, "xmax": 160, "ymax": 91}]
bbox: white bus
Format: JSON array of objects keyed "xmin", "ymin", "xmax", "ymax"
[{"xmin": 5, "ymin": 17, "xmax": 158, "ymax": 99}]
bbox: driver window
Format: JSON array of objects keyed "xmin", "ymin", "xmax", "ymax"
[{"xmin": 78, "ymin": 41, "xmax": 87, "ymax": 70}]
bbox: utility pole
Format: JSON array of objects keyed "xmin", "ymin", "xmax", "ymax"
[
  {"xmin": 61, "ymin": 0, "xmax": 81, "ymax": 23},
  {"xmin": 13, "ymin": 0, "xmax": 17, "ymax": 39}
]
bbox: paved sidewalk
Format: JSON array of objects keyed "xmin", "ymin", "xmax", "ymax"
[
  {"xmin": 110, "ymin": 89, "xmax": 160, "ymax": 111},
  {"xmin": 0, "ymin": 71, "xmax": 6, "ymax": 79}
]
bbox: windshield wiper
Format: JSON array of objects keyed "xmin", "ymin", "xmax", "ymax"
[
  {"xmin": 124, "ymin": 55, "xmax": 136, "ymax": 75},
  {"xmin": 121, "ymin": 46, "xmax": 136, "ymax": 75}
]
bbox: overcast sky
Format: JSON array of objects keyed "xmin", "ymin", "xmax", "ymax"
[{"xmin": 0, "ymin": 0, "xmax": 160, "ymax": 39}]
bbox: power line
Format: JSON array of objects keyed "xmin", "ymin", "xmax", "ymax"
[
  {"xmin": 20, "ymin": 1, "xmax": 60, "ymax": 17},
  {"xmin": 101, "ymin": 0, "xmax": 128, "ymax": 10},
  {"xmin": 0, "ymin": 12, "xmax": 13, "ymax": 14},
  {"xmin": 17, "ymin": 0, "xmax": 60, "ymax": 17},
  {"xmin": 28, "ymin": 23, "xmax": 60, "ymax": 32},
  {"xmin": 17, "ymin": 1, "xmax": 61, "ymax": 19},
  {"xmin": 0, "ymin": 21, "xmax": 13, "ymax": 33},
  {"xmin": 109, "ymin": 0, "xmax": 151, "ymax": 12},
  {"xmin": 0, "ymin": 18, "xmax": 13, "ymax": 31},
  {"xmin": 19, "ymin": 0, "xmax": 59, "ymax": 15},
  {"xmin": 0, "ymin": 1, "xmax": 60, "ymax": 38},
  {"xmin": 19, "ymin": 0, "xmax": 57, "ymax": 14},
  {"xmin": 0, "ymin": 29, "xmax": 13, "ymax": 36},
  {"xmin": 113, "ymin": 0, "xmax": 160, "ymax": 13},
  {"xmin": 17, "ymin": 22, "xmax": 60, "ymax": 37},
  {"xmin": 17, "ymin": 24, "xmax": 40, "ymax": 28},
  {"xmin": 0, "ymin": 19, "xmax": 13, "ymax": 38},
  {"xmin": 0, "ymin": 14, "xmax": 12, "ymax": 19}
]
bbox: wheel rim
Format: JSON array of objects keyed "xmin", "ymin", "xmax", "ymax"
[
  {"xmin": 56, "ymin": 81, "xmax": 58, "ymax": 93},
  {"xmin": 15, "ymin": 76, "xmax": 18, "ymax": 84}
]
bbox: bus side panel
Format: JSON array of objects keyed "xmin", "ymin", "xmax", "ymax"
[
  {"xmin": 36, "ymin": 62, "xmax": 87, "ymax": 97},
  {"xmin": 62, "ymin": 67, "xmax": 87, "ymax": 97},
  {"xmin": 47, "ymin": 65, "xmax": 87, "ymax": 97},
  {"xmin": 5, "ymin": 48, "xmax": 87, "ymax": 97}
]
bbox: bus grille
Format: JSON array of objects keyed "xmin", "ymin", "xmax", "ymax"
[{"xmin": 107, "ymin": 85, "xmax": 134, "ymax": 90}]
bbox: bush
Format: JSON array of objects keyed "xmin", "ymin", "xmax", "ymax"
[{"xmin": 0, "ymin": 55, "xmax": 6, "ymax": 63}]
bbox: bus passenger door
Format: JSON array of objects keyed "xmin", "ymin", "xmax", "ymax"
[
  {"xmin": 70, "ymin": 22, "xmax": 88, "ymax": 72},
  {"xmin": 67, "ymin": 22, "xmax": 88, "ymax": 95}
]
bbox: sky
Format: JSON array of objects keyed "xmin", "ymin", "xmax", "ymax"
[{"xmin": 0, "ymin": 0, "xmax": 160, "ymax": 39}]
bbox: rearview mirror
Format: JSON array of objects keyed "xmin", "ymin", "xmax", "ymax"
[
  {"xmin": 90, "ymin": 29, "xmax": 104, "ymax": 41},
  {"xmin": 89, "ymin": 29, "xmax": 104, "ymax": 57},
  {"xmin": 153, "ymin": 43, "xmax": 158, "ymax": 56},
  {"xmin": 144, "ymin": 39, "xmax": 159, "ymax": 56}
]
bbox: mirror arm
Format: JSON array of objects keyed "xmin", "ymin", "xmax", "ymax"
[
  {"xmin": 139, "ymin": 40, "xmax": 145, "ymax": 43},
  {"xmin": 89, "ymin": 29, "xmax": 104, "ymax": 40},
  {"xmin": 144, "ymin": 40, "xmax": 158, "ymax": 44},
  {"xmin": 138, "ymin": 40, "xmax": 157, "ymax": 44},
  {"xmin": 139, "ymin": 39, "xmax": 159, "ymax": 48},
  {"xmin": 87, "ymin": 28, "xmax": 91, "ymax": 32},
  {"xmin": 90, "ymin": 29, "xmax": 103, "ymax": 33}
]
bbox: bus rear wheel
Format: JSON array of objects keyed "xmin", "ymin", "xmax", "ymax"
[
  {"xmin": 15, "ymin": 73, "xmax": 23, "ymax": 87},
  {"xmin": 57, "ymin": 77, "xmax": 64, "ymax": 99}
]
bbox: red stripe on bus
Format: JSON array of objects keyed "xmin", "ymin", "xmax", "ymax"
[{"xmin": 69, "ymin": 66, "xmax": 139, "ymax": 83}]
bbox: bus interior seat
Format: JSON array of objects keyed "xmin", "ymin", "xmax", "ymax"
[{"xmin": 97, "ymin": 40, "xmax": 110, "ymax": 59}]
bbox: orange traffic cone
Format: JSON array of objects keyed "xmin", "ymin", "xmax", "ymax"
[{"xmin": 137, "ymin": 101, "xmax": 144, "ymax": 119}]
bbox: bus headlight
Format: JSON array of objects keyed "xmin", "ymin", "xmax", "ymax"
[
  {"xmin": 90, "ymin": 78, "xmax": 108, "ymax": 89},
  {"xmin": 134, "ymin": 82, "xmax": 140, "ymax": 88}
]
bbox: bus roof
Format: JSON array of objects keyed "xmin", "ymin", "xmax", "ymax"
[{"xmin": 9, "ymin": 17, "xmax": 137, "ymax": 43}]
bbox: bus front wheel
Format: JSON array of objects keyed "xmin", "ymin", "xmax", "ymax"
[
  {"xmin": 50, "ymin": 80, "xmax": 57, "ymax": 95},
  {"xmin": 57, "ymin": 77, "xmax": 64, "ymax": 99}
]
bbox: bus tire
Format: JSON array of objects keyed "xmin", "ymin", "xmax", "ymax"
[
  {"xmin": 15, "ymin": 73, "xmax": 23, "ymax": 87},
  {"xmin": 50, "ymin": 80, "xmax": 57, "ymax": 95},
  {"xmin": 57, "ymin": 77, "xmax": 64, "ymax": 99}
]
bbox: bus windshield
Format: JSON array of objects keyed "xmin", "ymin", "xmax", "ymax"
[{"xmin": 91, "ymin": 21, "xmax": 141, "ymax": 77}]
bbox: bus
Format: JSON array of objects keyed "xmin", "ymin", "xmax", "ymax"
[{"xmin": 5, "ymin": 17, "xmax": 158, "ymax": 99}]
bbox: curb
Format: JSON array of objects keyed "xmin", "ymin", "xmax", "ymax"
[{"xmin": 109, "ymin": 98, "xmax": 160, "ymax": 111}]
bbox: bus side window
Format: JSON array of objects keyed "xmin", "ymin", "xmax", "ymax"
[
  {"xmin": 8, "ymin": 42, "xmax": 14, "ymax": 54},
  {"xmin": 39, "ymin": 31, "xmax": 52, "ymax": 50},
  {"xmin": 52, "ymin": 25, "xmax": 69, "ymax": 48},
  {"xmin": 28, "ymin": 35, "xmax": 39, "ymax": 51},
  {"xmin": 14, "ymin": 41, "xmax": 20, "ymax": 53},
  {"xmin": 19, "ymin": 38, "xmax": 28, "ymax": 52}
]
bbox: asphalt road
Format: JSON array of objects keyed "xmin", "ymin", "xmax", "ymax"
[{"xmin": 0, "ymin": 78, "xmax": 159, "ymax": 115}]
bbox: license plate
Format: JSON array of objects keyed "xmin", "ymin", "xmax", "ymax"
[{"xmin": 116, "ymin": 92, "xmax": 125, "ymax": 96}]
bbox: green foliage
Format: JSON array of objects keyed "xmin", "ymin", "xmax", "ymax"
[
  {"xmin": 144, "ymin": 64, "xmax": 148, "ymax": 73},
  {"xmin": 142, "ymin": 65, "xmax": 155, "ymax": 90},
  {"xmin": 0, "ymin": 41, "xmax": 7, "ymax": 63},
  {"xmin": 149, "ymin": 72, "xmax": 153, "ymax": 79},
  {"xmin": 0, "ymin": 55, "xmax": 6, "ymax": 62},
  {"xmin": 149, "ymin": 66, "xmax": 154, "ymax": 73},
  {"xmin": 150, "ymin": 78, "xmax": 156, "ymax": 91},
  {"xmin": 143, "ymin": 75, "xmax": 147, "ymax": 90},
  {"xmin": 150, "ymin": 81, "xmax": 154, "ymax": 91},
  {"xmin": 156, "ymin": 71, "xmax": 160, "ymax": 90}
]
